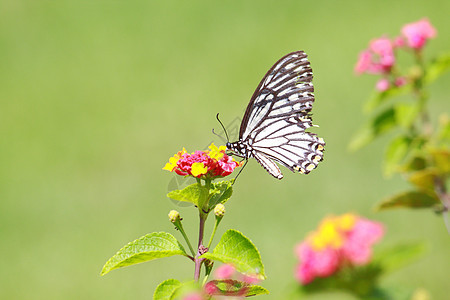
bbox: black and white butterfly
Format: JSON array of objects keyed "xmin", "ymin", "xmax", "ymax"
[{"xmin": 225, "ymin": 51, "xmax": 325, "ymax": 179}]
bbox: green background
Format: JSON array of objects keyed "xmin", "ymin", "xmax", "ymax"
[{"xmin": 1, "ymin": 1, "xmax": 449, "ymax": 299}]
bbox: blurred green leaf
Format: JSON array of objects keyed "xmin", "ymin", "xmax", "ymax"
[
  {"xmin": 207, "ymin": 279, "xmax": 269, "ymax": 297},
  {"xmin": 375, "ymin": 190, "xmax": 439, "ymax": 211},
  {"xmin": 299, "ymin": 264, "xmax": 382, "ymax": 298},
  {"xmin": 429, "ymin": 148, "xmax": 450, "ymax": 174},
  {"xmin": 384, "ymin": 135, "xmax": 413, "ymax": 176},
  {"xmin": 153, "ymin": 279, "xmax": 181, "ymax": 300},
  {"xmin": 408, "ymin": 169, "xmax": 439, "ymax": 192},
  {"xmin": 349, "ymin": 107, "xmax": 397, "ymax": 151},
  {"xmin": 373, "ymin": 242, "xmax": 426, "ymax": 274},
  {"xmin": 401, "ymin": 155, "xmax": 428, "ymax": 172},
  {"xmin": 208, "ymin": 180, "xmax": 233, "ymax": 211},
  {"xmin": 201, "ymin": 229, "xmax": 266, "ymax": 279},
  {"xmin": 394, "ymin": 103, "xmax": 419, "ymax": 129},
  {"xmin": 101, "ymin": 232, "xmax": 187, "ymax": 276},
  {"xmin": 424, "ymin": 52, "xmax": 450, "ymax": 84},
  {"xmin": 437, "ymin": 114, "xmax": 450, "ymax": 145},
  {"xmin": 364, "ymin": 85, "xmax": 411, "ymax": 113},
  {"xmin": 167, "ymin": 182, "xmax": 209, "ymax": 207}
]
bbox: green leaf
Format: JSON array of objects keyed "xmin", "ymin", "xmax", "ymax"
[
  {"xmin": 101, "ymin": 232, "xmax": 187, "ymax": 276},
  {"xmin": 429, "ymin": 148, "xmax": 450, "ymax": 174},
  {"xmin": 153, "ymin": 279, "xmax": 181, "ymax": 300},
  {"xmin": 424, "ymin": 52, "xmax": 450, "ymax": 84},
  {"xmin": 167, "ymin": 182, "xmax": 209, "ymax": 207},
  {"xmin": 245, "ymin": 284, "xmax": 270, "ymax": 297},
  {"xmin": 408, "ymin": 169, "xmax": 439, "ymax": 192},
  {"xmin": 364, "ymin": 85, "xmax": 411, "ymax": 113},
  {"xmin": 208, "ymin": 180, "xmax": 233, "ymax": 211},
  {"xmin": 400, "ymin": 155, "xmax": 427, "ymax": 172},
  {"xmin": 201, "ymin": 229, "xmax": 266, "ymax": 279},
  {"xmin": 437, "ymin": 115, "xmax": 450, "ymax": 146},
  {"xmin": 394, "ymin": 103, "xmax": 419, "ymax": 129},
  {"xmin": 207, "ymin": 279, "xmax": 269, "ymax": 297},
  {"xmin": 375, "ymin": 190, "xmax": 439, "ymax": 211},
  {"xmin": 349, "ymin": 107, "xmax": 397, "ymax": 151},
  {"xmin": 373, "ymin": 242, "xmax": 426, "ymax": 274},
  {"xmin": 384, "ymin": 136, "xmax": 413, "ymax": 176}
]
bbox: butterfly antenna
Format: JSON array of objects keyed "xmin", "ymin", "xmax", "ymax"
[{"xmin": 215, "ymin": 113, "xmax": 230, "ymax": 142}]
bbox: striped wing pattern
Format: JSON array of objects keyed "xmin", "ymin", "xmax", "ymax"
[{"xmin": 231, "ymin": 51, "xmax": 325, "ymax": 179}]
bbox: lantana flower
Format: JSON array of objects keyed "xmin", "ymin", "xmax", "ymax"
[
  {"xmin": 400, "ymin": 18, "xmax": 436, "ymax": 50},
  {"xmin": 295, "ymin": 213, "xmax": 384, "ymax": 285},
  {"xmin": 163, "ymin": 143, "xmax": 241, "ymax": 179},
  {"xmin": 355, "ymin": 36, "xmax": 395, "ymax": 75},
  {"xmin": 354, "ymin": 18, "xmax": 437, "ymax": 92}
]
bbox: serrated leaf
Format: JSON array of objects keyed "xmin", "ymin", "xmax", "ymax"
[
  {"xmin": 408, "ymin": 169, "xmax": 438, "ymax": 192},
  {"xmin": 375, "ymin": 190, "xmax": 439, "ymax": 211},
  {"xmin": 208, "ymin": 180, "xmax": 233, "ymax": 210},
  {"xmin": 167, "ymin": 182, "xmax": 208, "ymax": 207},
  {"xmin": 364, "ymin": 85, "xmax": 411, "ymax": 113},
  {"xmin": 153, "ymin": 279, "xmax": 181, "ymax": 300},
  {"xmin": 373, "ymin": 242, "xmax": 426, "ymax": 274},
  {"xmin": 384, "ymin": 136, "xmax": 413, "ymax": 176},
  {"xmin": 394, "ymin": 103, "xmax": 419, "ymax": 129},
  {"xmin": 349, "ymin": 107, "xmax": 397, "ymax": 151},
  {"xmin": 101, "ymin": 232, "xmax": 187, "ymax": 276},
  {"xmin": 424, "ymin": 52, "xmax": 450, "ymax": 84},
  {"xmin": 201, "ymin": 229, "xmax": 265, "ymax": 279},
  {"xmin": 245, "ymin": 284, "xmax": 270, "ymax": 296}
]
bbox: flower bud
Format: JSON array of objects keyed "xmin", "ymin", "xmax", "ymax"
[
  {"xmin": 214, "ymin": 204, "xmax": 225, "ymax": 218},
  {"xmin": 168, "ymin": 210, "xmax": 180, "ymax": 223}
]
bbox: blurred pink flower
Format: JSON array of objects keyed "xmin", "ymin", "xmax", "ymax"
[
  {"xmin": 204, "ymin": 282, "xmax": 219, "ymax": 295},
  {"xmin": 183, "ymin": 293, "xmax": 204, "ymax": 300},
  {"xmin": 214, "ymin": 264, "xmax": 236, "ymax": 279},
  {"xmin": 376, "ymin": 78, "xmax": 390, "ymax": 91},
  {"xmin": 355, "ymin": 37, "xmax": 395, "ymax": 75},
  {"xmin": 401, "ymin": 18, "xmax": 436, "ymax": 49},
  {"xmin": 395, "ymin": 77, "xmax": 407, "ymax": 87},
  {"xmin": 294, "ymin": 214, "xmax": 385, "ymax": 285},
  {"xmin": 355, "ymin": 50, "xmax": 373, "ymax": 75}
]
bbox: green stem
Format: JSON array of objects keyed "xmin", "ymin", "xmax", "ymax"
[
  {"xmin": 413, "ymin": 50, "xmax": 433, "ymax": 137},
  {"xmin": 176, "ymin": 221, "xmax": 196, "ymax": 257},
  {"xmin": 207, "ymin": 216, "xmax": 222, "ymax": 249}
]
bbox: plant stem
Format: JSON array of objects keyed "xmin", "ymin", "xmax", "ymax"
[
  {"xmin": 207, "ymin": 217, "xmax": 222, "ymax": 249},
  {"xmin": 178, "ymin": 223, "xmax": 196, "ymax": 257},
  {"xmin": 194, "ymin": 213, "xmax": 207, "ymax": 281},
  {"xmin": 434, "ymin": 176, "xmax": 450, "ymax": 233}
]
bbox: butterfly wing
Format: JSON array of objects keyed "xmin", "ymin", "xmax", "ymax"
[{"xmin": 240, "ymin": 51, "xmax": 325, "ymax": 178}]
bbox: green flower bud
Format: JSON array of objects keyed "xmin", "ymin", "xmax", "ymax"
[
  {"xmin": 168, "ymin": 210, "xmax": 180, "ymax": 223},
  {"xmin": 214, "ymin": 204, "xmax": 225, "ymax": 218}
]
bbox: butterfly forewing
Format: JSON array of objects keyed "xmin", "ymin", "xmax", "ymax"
[{"xmin": 229, "ymin": 50, "xmax": 325, "ymax": 179}]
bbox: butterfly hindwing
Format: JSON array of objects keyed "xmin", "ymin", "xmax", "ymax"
[{"xmin": 228, "ymin": 50, "xmax": 325, "ymax": 179}]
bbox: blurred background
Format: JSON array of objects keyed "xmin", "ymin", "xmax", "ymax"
[{"xmin": 0, "ymin": 1, "xmax": 449, "ymax": 299}]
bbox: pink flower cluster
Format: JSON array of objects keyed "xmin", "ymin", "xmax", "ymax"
[
  {"xmin": 355, "ymin": 18, "xmax": 436, "ymax": 91},
  {"xmin": 163, "ymin": 143, "xmax": 241, "ymax": 179},
  {"xmin": 294, "ymin": 214, "xmax": 384, "ymax": 285}
]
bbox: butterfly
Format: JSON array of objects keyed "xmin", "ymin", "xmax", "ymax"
[{"xmin": 224, "ymin": 51, "xmax": 325, "ymax": 179}]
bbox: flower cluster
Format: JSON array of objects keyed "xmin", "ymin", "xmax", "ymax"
[
  {"xmin": 355, "ymin": 18, "xmax": 436, "ymax": 91},
  {"xmin": 163, "ymin": 143, "xmax": 241, "ymax": 179},
  {"xmin": 294, "ymin": 213, "xmax": 384, "ymax": 285}
]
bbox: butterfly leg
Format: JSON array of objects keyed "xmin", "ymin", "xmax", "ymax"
[{"xmin": 232, "ymin": 159, "xmax": 248, "ymax": 184}]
